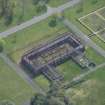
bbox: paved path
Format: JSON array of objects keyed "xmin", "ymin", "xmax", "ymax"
[
  {"xmin": 0, "ymin": 53, "xmax": 45, "ymax": 95},
  {"xmin": 63, "ymin": 19, "xmax": 105, "ymax": 58},
  {"xmin": 0, "ymin": 0, "xmax": 81, "ymax": 38}
]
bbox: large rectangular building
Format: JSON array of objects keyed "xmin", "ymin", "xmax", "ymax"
[{"xmin": 21, "ymin": 33, "xmax": 85, "ymax": 81}]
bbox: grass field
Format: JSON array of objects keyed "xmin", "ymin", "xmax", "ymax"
[
  {"xmin": 0, "ymin": 58, "xmax": 35, "ymax": 105},
  {"xmin": 35, "ymin": 75, "xmax": 50, "ymax": 92},
  {"xmin": 85, "ymin": 47, "xmax": 105, "ymax": 65},
  {"xmin": 4, "ymin": 16, "xmax": 68, "ymax": 63},
  {"xmin": 57, "ymin": 60, "xmax": 82, "ymax": 81},
  {"xmin": 66, "ymin": 66, "xmax": 105, "ymax": 105}
]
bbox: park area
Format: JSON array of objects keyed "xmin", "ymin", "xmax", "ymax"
[
  {"xmin": 3, "ymin": 16, "xmax": 68, "ymax": 63},
  {"xmin": 3, "ymin": 13, "xmax": 105, "ymax": 92},
  {"xmin": 0, "ymin": 0, "xmax": 105, "ymax": 104}
]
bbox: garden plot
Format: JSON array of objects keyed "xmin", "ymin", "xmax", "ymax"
[
  {"xmin": 98, "ymin": 29, "xmax": 105, "ymax": 42},
  {"xmin": 79, "ymin": 6, "xmax": 105, "ymax": 34}
]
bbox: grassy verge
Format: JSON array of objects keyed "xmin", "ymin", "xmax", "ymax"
[
  {"xmin": 0, "ymin": 58, "xmax": 35, "ymax": 105},
  {"xmin": 4, "ymin": 16, "xmax": 68, "ymax": 63},
  {"xmin": 85, "ymin": 47, "xmax": 105, "ymax": 65},
  {"xmin": 57, "ymin": 60, "xmax": 82, "ymax": 81}
]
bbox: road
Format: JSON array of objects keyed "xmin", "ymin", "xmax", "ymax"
[
  {"xmin": 0, "ymin": 53, "xmax": 45, "ymax": 95},
  {"xmin": 63, "ymin": 19, "xmax": 105, "ymax": 58},
  {"xmin": 0, "ymin": 0, "xmax": 81, "ymax": 38}
]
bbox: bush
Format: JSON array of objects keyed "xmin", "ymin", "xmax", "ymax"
[
  {"xmin": 49, "ymin": 17, "xmax": 57, "ymax": 27},
  {"xmin": 36, "ymin": 5, "xmax": 47, "ymax": 14}
]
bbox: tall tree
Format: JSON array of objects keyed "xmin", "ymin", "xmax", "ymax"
[
  {"xmin": 0, "ymin": 0, "xmax": 8, "ymax": 16},
  {"xmin": 4, "ymin": 3, "xmax": 13, "ymax": 25},
  {"xmin": 30, "ymin": 83, "xmax": 72, "ymax": 105},
  {"xmin": 30, "ymin": 93, "xmax": 46, "ymax": 105}
]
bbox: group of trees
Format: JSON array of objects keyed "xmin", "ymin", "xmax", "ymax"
[
  {"xmin": 49, "ymin": 16, "xmax": 58, "ymax": 27},
  {"xmin": 0, "ymin": 0, "xmax": 14, "ymax": 25},
  {"xmin": 30, "ymin": 83, "xmax": 72, "ymax": 105},
  {"xmin": 0, "ymin": 38, "xmax": 5, "ymax": 52},
  {"xmin": 0, "ymin": 0, "xmax": 51, "ymax": 26},
  {"xmin": 32, "ymin": 0, "xmax": 50, "ymax": 14}
]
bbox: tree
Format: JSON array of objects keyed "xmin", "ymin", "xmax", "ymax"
[
  {"xmin": 0, "ymin": 0, "xmax": 14, "ymax": 25},
  {"xmin": 32, "ymin": 0, "xmax": 49, "ymax": 14},
  {"xmin": 30, "ymin": 93, "xmax": 46, "ymax": 105},
  {"xmin": 36, "ymin": 5, "xmax": 47, "ymax": 14},
  {"xmin": 0, "ymin": 42, "xmax": 3, "ymax": 52},
  {"xmin": 0, "ymin": 38, "xmax": 5, "ymax": 53},
  {"xmin": 49, "ymin": 16, "xmax": 57, "ymax": 27},
  {"xmin": 91, "ymin": 0, "xmax": 98, "ymax": 4},
  {"xmin": 32, "ymin": 0, "xmax": 39, "ymax": 5},
  {"xmin": 30, "ymin": 83, "xmax": 72, "ymax": 105},
  {"xmin": 4, "ymin": 4, "xmax": 13, "ymax": 25}
]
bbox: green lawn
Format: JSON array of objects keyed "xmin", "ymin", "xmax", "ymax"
[
  {"xmin": 57, "ymin": 46, "xmax": 105, "ymax": 82},
  {"xmin": 85, "ymin": 47, "xmax": 105, "ymax": 65},
  {"xmin": 57, "ymin": 60, "xmax": 82, "ymax": 81},
  {"xmin": 35, "ymin": 75, "xmax": 50, "ymax": 92},
  {"xmin": 66, "ymin": 66, "xmax": 105, "ymax": 105},
  {"xmin": 0, "ymin": 58, "xmax": 35, "ymax": 105},
  {"xmin": 4, "ymin": 16, "xmax": 68, "ymax": 63}
]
